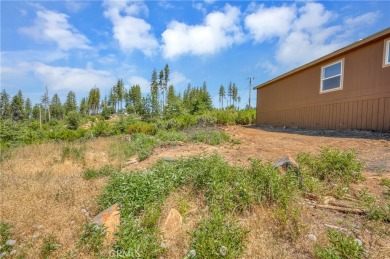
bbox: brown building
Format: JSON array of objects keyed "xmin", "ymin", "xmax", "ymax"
[{"xmin": 254, "ymin": 28, "xmax": 390, "ymax": 131}]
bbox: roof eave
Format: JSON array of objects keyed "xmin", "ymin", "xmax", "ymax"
[{"xmin": 254, "ymin": 27, "xmax": 390, "ymax": 90}]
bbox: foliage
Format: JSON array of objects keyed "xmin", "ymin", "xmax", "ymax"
[
  {"xmin": 314, "ymin": 229, "xmax": 364, "ymax": 259},
  {"xmin": 298, "ymin": 148, "xmax": 363, "ymax": 195},
  {"xmin": 188, "ymin": 129, "xmax": 230, "ymax": 145},
  {"xmin": 127, "ymin": 121, "xmax": 156, "ymax": 135},
  {"xmin": 41, "ymin": 234, "xmax": 61, "ymax": 259},
  {"xmin": 61, "ymin": 145, "xmax": 85, "ymax": 162},
  {"xmin": 78, "ymin": 223, "xmax": 106, "ymax": 254},
  {"xmin": 190, "ymin": 211, "xmax": 247, "ymax": 258},
  {"xmin": 0, "ymin": 222, "xmax": 13, "ymax": 254},
  {"xmin": 83, "ymin": 166, "xmax": 117, "ymax": 180},
  {"xmin": 66, "ymin": 110, "xmax": 81, "ymax": 130}
]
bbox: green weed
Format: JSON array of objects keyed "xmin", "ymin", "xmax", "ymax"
[
  {"xmin": 61, "ymin": 145, "xmax": 85, "ymax": 162},
  {"xmin": 78, "ymin": 222, "xmax": 106, "ymax": 254},
  {"xmin": 298, "ymin": 148, "xmax": 363, "ymax": 196},
  {"xmin": 40, "ymin": 234, "xmax": 61, "ymax": 259},
  {"xmin": 82, "ymin": 166, "xmax": 117, "ymax": 180},
  {"xmin": 0, "ymin": 222, "xmax": 13, "ymax": 254},
  {"xmin": 109, "ymin": 133, "xmax": 159, "ymax": 161},
  {"xmin": 188, "ymin": 129, "xmax": 230, "ymax": 145},
  {"xmin": 189, "ymin": 210, "xmax": 247, "ymax": 258},
  {"xmin": 314, "ymin": 229, "xmax": 364, "ymax": 259}
]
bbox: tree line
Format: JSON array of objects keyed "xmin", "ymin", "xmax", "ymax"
[{"xmin": 0, "ymin": 64, "xmax": 243, "ymax": 124}]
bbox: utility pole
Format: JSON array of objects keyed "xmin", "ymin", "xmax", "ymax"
[{"xmin": 246, "ymin": 77, "xmax": 254, "ymax": 109}]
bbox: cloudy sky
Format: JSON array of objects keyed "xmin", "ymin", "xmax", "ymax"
[{"xmin": 1, "ymin": 0, "xmax": 389, "ymax": 107}]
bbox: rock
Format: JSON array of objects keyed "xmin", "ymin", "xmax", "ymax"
[
  {"xmin": 354, "ymin": 238, "xmax": 363, "ymax": 246},
  {"xmin": 91, "ymin": 203, "xmax": 120, "ymax": 241},
  {"xmin": 32, "ymin": 232, "xmax": 40, "ymax": 238},
  {"xmin": 219, "ymin": 246, "xmax": 227, "ymax": 257},
  {"xmin": 308, "ymin": 234, "xmax": 317, "ymax": 241},
  {"xmin": 162, "ymin": 208, "xmax": 182, "ymax": 236},
  {"xmin": 273, "ymin": 156, "xmax": 299, "ymax": 172},
  {"xmin": 0, "ymin": 252, "xmax": 7, "ymax": 257},
  {"xmin": 124, "ymin": 157, "xmax": 138, "ymax": 165},
  {"xmin": 160, "ymin": 241, "xmax": 169, "ymax": 249},
  {"xmin": 81, "ymin": 208, "xmax": 88, "ymax": 214},
  {"xmin": 163, "ymin": 157, "xmax": 176, "ymax": 163},
  {"xmin": 188, "ymin": 249, "xmax": 196, "ymax": 258},
  {"xmin": 5, "ymin": 240, "xmax": 16, "ymax": 246},
  {"xmin": 124, "ymin": 135, "xmax": 132, "ymax": 142},
  {"xmin": 10, "ymin": 250, "xmax": 16, "ymax": 256}
]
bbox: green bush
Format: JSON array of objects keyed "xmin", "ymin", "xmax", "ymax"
[
  {"xmin": 236, "ymin": 109, "xmax": 256, "ymax": 125},
  {"xmin": 41, "ymin": 234, "xmax": 61, "ymax": 258},
  {"xmin": 298, "ymin": 148, "xmax": 363, "ymax": 187},
  {"xmin": 127, "ymin": 121, "xmax": 156, "ymax": 135},
  {"xmin": 92, "ymin": 121, "xmax": 113, "ymax": 137},
  {"xmin": 314, "ymin": 229, "xmax": 364, "ymax": 259},
  {"xmin": 66, "ymin": 111, "xmax": 81, "ymax": 130},
  {"xmin": 78, "ymin": 223, "xmax": 106, "ymax": 254},
  {"xmin": 188, "ymin": 129, "xmax": 230, "ymax": 145},
  {"xmin": 190, "ymin": 211, "xmax": 247, "ymax": 258}
]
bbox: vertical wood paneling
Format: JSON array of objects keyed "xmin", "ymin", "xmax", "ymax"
[
  {"xmin": 357, "ymin": 100, "xmax": 362, "ymax": 129},
  {"xmin": 367, "ymin": 99, "xmax": 373, "ymax": 129},
  {"xmin": 352, "ymin": 101, "xmax": 358, "ymax": 129},
  {"xmin": 372, "ymin": 99, "xmax": 379, "ymax": 130},
  {"xmin": 384, "ymin": 98, "xmax": 390, "ymax": 130},
  {"xmin": 377, "ymin": 98, "xmax": 384, "ymax": 131}
]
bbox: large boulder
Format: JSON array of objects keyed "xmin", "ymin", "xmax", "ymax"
[{"xmin": 91, "ymin": 203, "xmax": 120, "ymax": 241}]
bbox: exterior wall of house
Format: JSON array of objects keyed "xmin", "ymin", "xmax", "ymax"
[{"xmin": 256, "ymin": 35, "xmax": 390, "ymax": 131}]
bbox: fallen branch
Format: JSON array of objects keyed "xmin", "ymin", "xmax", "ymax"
[{"xmin": 313, "ymin": 204, "xmax": 366, "ymax": 214}]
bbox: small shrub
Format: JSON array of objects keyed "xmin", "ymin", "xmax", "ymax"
[
  {"xmin": 92, "ymin": 121, "xmax": 113, "ymax": 137},
  {"xmin": 66, "ymin": 111, "xmax": 81, "ymax": 130},
  {"xmin": 314, "ymin": 229, "xmax": 364, "ymax": 259},
  {"xmin": 189, "ymin": 129, "xmax": 229, "ymax": 145},
  {"xmin": 127, "ymin": 121, "xmax": 156, "ymax": 135},
  {"xmin": 41, "ymin": 234, "xmax": 61, "ymax": 258},
  {"xmin": 78, "ymin": 223, "xmax": 106, "ymax": 254},
  {"xmin": 236, "ymin": 109, "xmax": 256, "ymax": 125},
  {"xmin": 83, "ymin": 166, "xmax": 116, "ymax": 180},
  {"xmin": 190, "ymin": 211, "xmax": 248, "ymax": 258},
  {"xmin": 298, "ymin": 148, "xmax": 364, "ymax": 187}
]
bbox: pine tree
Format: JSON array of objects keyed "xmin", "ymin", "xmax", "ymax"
[
  {"xmin": 116, "ymin": 79, "xmax": 125, "ymax": 112},
  {"xmin": 88, "ymin": 87, "xmax": 100, "ymax": 115},
  {"xmin": 50, "ymin": 94, "xmax": 63, "ymax": 120},
  {"xmin": 10, "ymin": 90, "xmax": 24, "ymax": 121},
  {"xmin": 232, "ymin": 83, "xmax": 238, "ymax": 108},
  {"xmin": 25, "ymin": 98, "xmax": 32, "ymax": 120},
  {"xmin": 219, "ymin": 85, "xmax": 226, "ymax": 109},
  {"xmin": 0, "ymin": 89, "xmax": 11, "ymax": 119},
  {"xmin": 64, "ymin": 91, "xmax": 77, "ymax": 115},
  {"xmin": 159, "ymin": 70, "xmax": 165, "ymax": 111},
  {"xmin": 150, "ymin": 69, "xmax": 160, "ymax": 116},
  {"xmin": 80, "ymin": 97, "xmax": 89, "ymax": 117},
  {"xmin": 228, "ymin": 82, "xmax": 233, "ymax": 107}
]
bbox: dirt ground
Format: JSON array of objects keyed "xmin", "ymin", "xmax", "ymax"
[{"xmin": 1, "ymin": 125, "xmax": 389, "ymax": 258}]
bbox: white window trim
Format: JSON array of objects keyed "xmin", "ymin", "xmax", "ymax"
[
  {"xmin": 320, "ymin": 59, "xmax": 344, "ymax": 94},
  {"xmin": 383, "ymin": 39, "xmax": 390, "ymax": 67}
]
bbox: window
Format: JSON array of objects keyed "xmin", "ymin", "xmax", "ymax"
[
  {"xmin": 321, "ymin": 60, "xmax": 343, "ymax": 93},
  {"xmin": 384, "ymin": 39, "xmax": 390, "ymax": 66}
]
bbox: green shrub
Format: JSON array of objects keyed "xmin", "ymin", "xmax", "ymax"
[
  {"xmin": 189, "ymin": 211, "xmax": 247, "ymax": 258},
  {"xmin": 127, "ymin": 121, "xmax": 156, "ymax": 135},
  {"xmin": 61, "ymin": 146, "xmax": 85, "ymax": 162},
  {"xmin": 188, "ymin": 129, "xmax": 229, "ymax": 145},
  {"xmin": 212, "ymin": 109, "xmax": 237, "ymax": 125},
  {"xmin": 314, "ymin": 229, "xmax": 364, "ymax": 259},
  {"xmin": 41, "ymin": 234, "xmax": 61, "ymax": 258},
  {"xmin": 298, "ymin": 148, "xmax": 363, "ymax": 187},
  {"xmin": 155, "ymin": 130, "xmax": 188, "ymax": 142},
  {"xmin": 92, "ymin": 121, "xmax": 113, "ymax": 137},
  {"xmin": 236, "ymin": 109, "xmax": 256, "ymax": 125},
  {"xmin": 78, "ymin": 223, "xmax": 106, "ymax": 254},
  {"xmin": 66, "ymin": 111, "xmax": 81, "ymax": 130}
]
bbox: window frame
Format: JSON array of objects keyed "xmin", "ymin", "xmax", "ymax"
[
  {"xmin": 383, "ymin": 38, "xmax": 390, "ymax": 67},
  {"xmin": 320, "ymin": 59, "xmax": 344, "ymax": 94}
]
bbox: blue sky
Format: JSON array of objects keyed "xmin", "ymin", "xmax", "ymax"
[{"xmin": 1, "ymin": 0, "xmax": 389, "ymax": 107}]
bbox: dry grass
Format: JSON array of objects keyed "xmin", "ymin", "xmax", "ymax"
[
  {"xmin": 0, "ymin": 138, "xmax": 119, "ymax": 257},
  {"xmin": 158, "ymin": 188, "xmax": 207, "ymax": 258}
]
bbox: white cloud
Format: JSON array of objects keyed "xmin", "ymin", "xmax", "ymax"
[
  {"xmin": 170, "ymin": 71, "xmax": 190, "ymax": 90},
  {"xmin": 19, "ymin": 9, "xmax": 90, "ymax": 50},
  {"xmin": 128, "ymin": 75, "xmax": 150, "ymax": 93},
  {"xmin": 33, "ymin": 63, "xmax": 116, "ymax": 92},
  {"xmin": 103, "ymin": 0, "xmax": 158, "ymax": 56},
  {"xmin": 65, "ymin": 0, "xmax": 89, "ymax": 13},
  {"xmin": 345, "ymin": 11, "xmax": 379, "ymax": 26},
  {"xmin": 245, "ymin": 5, "xmax": 296, "ymax": 42},
  {"xmin": 162, "ymin": 4, "xmax": 244, "ymax": 59}
]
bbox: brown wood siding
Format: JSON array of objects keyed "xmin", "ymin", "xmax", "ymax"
[{"xmin": 256, "ymin": 34, "xmax": 390, "ymax": 131}]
